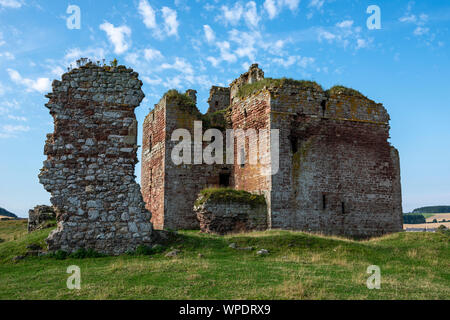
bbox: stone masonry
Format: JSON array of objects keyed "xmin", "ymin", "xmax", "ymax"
[
  {"xmin": 142, "ymin": 64, "xmax": 403, "ymax": 238},
  {"xmin": 194, "ymin": 191, "xmax": 267, "ymax": 235},
  {"xmin": 39, "ymin": 62, "xmax": 153, "ymax": 254},
  {"xmin": 28, "ymin": 205, "xmax": 56, "ymax": 232}
]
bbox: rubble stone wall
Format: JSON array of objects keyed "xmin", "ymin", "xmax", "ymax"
[{"xmin": 39, "ymin": 63, "xmax": 153, "ymax": 254}]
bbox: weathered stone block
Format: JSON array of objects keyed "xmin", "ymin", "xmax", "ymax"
[{"xmin": 194, "ymin": 189, "xmax": 267, "ymax": 234}]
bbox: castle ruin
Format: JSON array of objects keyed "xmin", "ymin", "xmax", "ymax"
[
  {"xmin": 142, "ymin": 64, "xmax": 403, "ymax": 238},
  {"xmin": 39, "ymin": 63, "xmax": 154, "ymax": 254}
]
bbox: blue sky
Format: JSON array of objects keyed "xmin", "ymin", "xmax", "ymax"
[{"xmin": 0, "ymin": 0, "xmax": 449, "ymax": 217}]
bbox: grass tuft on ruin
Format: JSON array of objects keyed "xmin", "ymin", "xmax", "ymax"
[
  {"xmin": 201, "ymin": 107, "xmax": 232, "ymax": 131},
  {"xmin": 196, "ymin": 188, "xmax": 266, "ymax": 208},
  {"xmin": 164, "ymin": 89, "xmax": 201, "ymax": 115},
  {"xmin": 326, "ymin": 85, "xmax": 367, "ymax": 98},
  {"xmin": 237, "ymin": 77, "xmax": 323, "ymax": 98}
]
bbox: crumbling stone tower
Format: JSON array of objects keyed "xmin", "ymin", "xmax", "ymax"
[{"xmin": 39, "ymin": 62, "xmax": 153, "ymax": 254}]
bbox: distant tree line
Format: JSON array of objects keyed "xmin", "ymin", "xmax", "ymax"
[
  {"xmin": 403, "ymin": 214, "xmax": 426, "ymax": 224},
  {"xmin": 412, "ymin": 206, "xmax": 450, "ymax": 214}
]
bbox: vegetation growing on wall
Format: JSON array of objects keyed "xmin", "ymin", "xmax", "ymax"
[
  {"xmin": 326, "ymin": 85, "xmax": 366, "ymax": 99},
  {"xmin": 164, "ymin": 89, "xmax": 202, "ymax": 116},
  {"xmin": 201, "ymin": 107, "xmax": 232, "ymax": 131},
  {"xmin": 237, "ymin": 77, "xmax": 323, "ymax": 98}
]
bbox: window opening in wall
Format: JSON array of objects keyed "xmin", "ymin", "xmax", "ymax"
[
  {"xmin": 149, "ymin": 168, "xmax": 153, "ymax": 187},
  {"xmin": 321, "ymin": 100, "xmax": 326, "ymax": 117},
  {"xmin": 322, "ymin": 194, "xmax": 326, "ymax": 210},
  {"xmin": 240, "ymin": 147, "xmax": 245, "ymax": 168},
  {"xmin": 149, "ymin": 135, "xmax": 152, "ymax": 150},
  {"xmin": 290, "ymin": 137, "xmax": 298, "ymax": 154},
  {"xmin": 219, "ymin": 173, "xmax": 230, "ymax": 187},
  {"xmin": 341, "ymin": 202, "xmax": 345, "ymax": 214}
]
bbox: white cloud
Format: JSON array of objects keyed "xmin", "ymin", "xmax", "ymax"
[
  {"xmin": 0, "ymin": 51, "xmax": 14, "ymax": 60},
  {"xmin": 50, "ymin": 66, "xmax": 65, "ymax": 77},
  {"xmin": 318, "ymin": 30, "xmax": 336, "ymax": 42},
  {"xmin": 308, "ymin": 0, "xmax": 324, "ymax": 9},
  {"xmin": 356, "ymin": 38, "xmax": 369, "ymax": 49},
  {"xmin": 64, "ymin": 47, "xmax": 107, "ymax": 67},
  {"xmin": 413, "ymin": 27, "xmax": 429, "ymax": 36},
  {"xmin": 142, "ymin": 75, "xmax": 162, "ymax": 85},
  {"xmin": 264, "ymin": 0, "xmax": 278, "ymax": 19},
  {"xmin": 162, "ymin": 7, "xmax": 179, "ymax": 37},
  {"xmin": 399, "ymin": 15, "xmax": 417, "ymax": 23},
  {"xmin": 7, "ymin": 68, "xmax": 51, "ymax": 93},
  {"xmin": 144, "ymin": 48, "xmax": 163, "ymax": 61},
  {"xmin": 99, "ymin": 22, "xmax": 132, "ymax": 54},
  {"xmin": 217, "ymin": 41, "xmax": 237, "ymax": 63},
  {"xmin": 284, "ymin": 0, "xmax": 300, "ymax": 11},
  {"xmin": 244, "ymin": 1, "xmax": 260, "ymax": 28},
  {"xmin": 336, "ymin": 20, "xmax": 353, "ymax": 28},
  {"xmin": 206, "ymin": 56, "xmax": 220, "ymax": 67},
  {"xmin": 7, "ymin": 114, "xmax": 27, "ymax": 121},
  {"xmin": 220, "ymin": 3, "xmax": 244, "ymax": 25},
  {"xmin": 160, "ymin": 57, "xmax": 194, "ymax": 75},
  {"xmin": 0, "ymin": 124, "xmax": 30, "ymax": 139},
  {"xmin": 264, "ymin": 0, "xmax": 300, "ymax": 19},
  {"xmin": 272, "ymin": 55, "xmax": 315, "ymax": 68},
  {"xmin": 0, "ymin": 0, "xmax": 22, "ymax": 8},
  {"xmin": 203, "ymin": 25, "xmax": 215, "ymax": 43},
  {"xmin": 138, "ymin": 0, "xmax": 157, "ymax": 29}
]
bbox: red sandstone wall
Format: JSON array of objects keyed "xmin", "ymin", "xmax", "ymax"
[
  {"xmin": 231, "ymin": 91, "xmax": 272, "ymax": 224},
  {"xmin": 270, "ymin": 87, "xmax": 403, "ymax": 237},
  {"xmin": 163, "ymin": 97, "xmax": 231, "ymax": 230},
  {"xmin": 141, "ymin": 100, "xmax": 166, "ymax": 229}
]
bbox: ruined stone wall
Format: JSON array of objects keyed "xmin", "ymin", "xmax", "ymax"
[
  {"xmin": 207, "ymin": 86, "xmax": 230, "ymax": 113},
  {"xmin": 270, "ymin": 86, "xmax": 402, "ymax": 237},
  {"xmin": 142, "ymin": 92, "xmax": 232, "ymax": 230},
  {"xmin": 142, "ymin": 100, "xmax": 166, "ymax": 230},
  {"xmin": 39, "ymin": 63, "xmax": 153, "ymax": 254},
  {"xmin": 194, "ymin": 196, "xmax": 267, "ymax": 235}
]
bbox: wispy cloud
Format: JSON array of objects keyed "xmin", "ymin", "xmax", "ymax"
[
  {"xmin": 7, "ymin": 69, "xmax": 51, "ymax": 93},
  {"xmin": 217, "ymin": 1, "xmax": 261, "ymax": 28},
  {"xmin": 264, "ymin": 0, "xmax": 300, "ymax": 19},
  {"xmin": 0, "ymin": 124, "xmax": 30, "ymax": 139},
  {"xmin": 99, "ymin": 22, "xmax": 132, "ymax": 54},
  {"xmin": 0, "ymin": 0, "xmax": 23, "ymax": 9},
  {"xmin": 203, "ymin": 25, "xmax": 215, "ymax": 43},
  {"xmin": 138, "ymin": 0, "xmax": 157, "ymax": 29},
  {"xmin": 161, "ymin": 7, "xmax": 179, "ymax": 37}
]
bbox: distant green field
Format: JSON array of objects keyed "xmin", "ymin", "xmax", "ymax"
[{"xmin": 0, "ymin": 220, "xmax": 448, "ymax": 300}]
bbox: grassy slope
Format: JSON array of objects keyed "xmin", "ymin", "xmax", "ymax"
[{"xmin": 0, "ymin": 221, "xmax": 448, "ymax": 300}]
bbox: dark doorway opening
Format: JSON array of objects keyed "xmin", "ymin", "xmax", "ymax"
[{"xmin": 219, "ymin": 173, "xmax": 230, "ymax": 187}]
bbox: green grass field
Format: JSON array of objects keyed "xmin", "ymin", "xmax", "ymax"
[{"xmin": 0, "ymin": 220, "xmax": 448, "ymax": 300}]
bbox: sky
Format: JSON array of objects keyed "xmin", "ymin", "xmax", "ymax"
[{"xmin": 0, "ymin": 0, "xmax": 449, "ymax": 217}]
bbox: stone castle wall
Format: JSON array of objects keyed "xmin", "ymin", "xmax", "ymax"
[
  {"xmin": 142, "ymin": 92, "xmax": 233, "ymax": 230},
  {"xmin": 39, "ymin": 63, "xmax": 153, "ymax": 254},
  {"xmin": 142, "ymin": 100, "xmax": 166, "ymax": 230},
  {"xmin": 268, "ymin": 85, "xmax": 402, "ymax": 237},
  {"xmin": 141, "ymin": 64, "xmax": 403, "ymax": 237}
]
